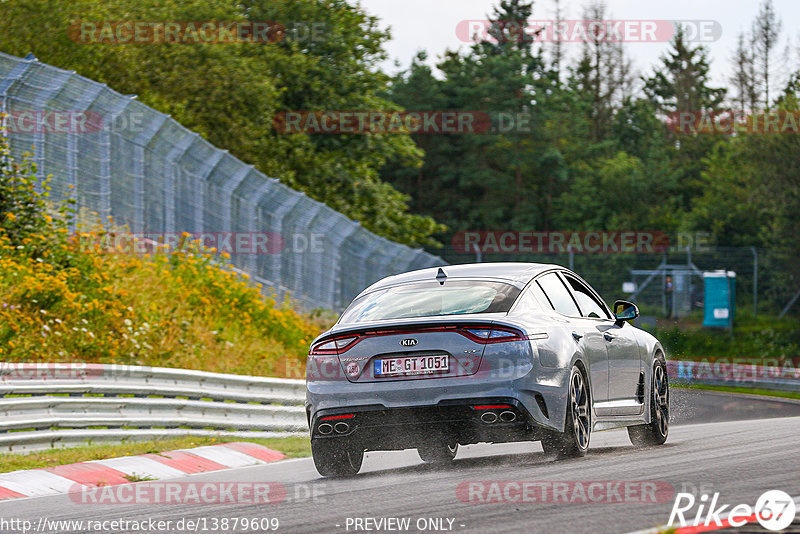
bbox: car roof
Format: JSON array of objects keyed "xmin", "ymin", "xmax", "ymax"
[{"xmin": 361, "ymin": 262, "xmax": 564, "ymax": 293}]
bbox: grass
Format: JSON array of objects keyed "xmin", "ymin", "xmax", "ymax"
[
  {"xmin": 641, "ymin": 312, "xmax": 800, "ymax": 367},
  {"xmin": 0, "ymin": 435, "xmax": 311, "ymax": 474},
  {"xmin": 124, "ymin": 473, "xmax": 156, "ymax": 482},
  {"xmin": 674, "ymin": 383, "xmax": 800, "ymax": 401}
]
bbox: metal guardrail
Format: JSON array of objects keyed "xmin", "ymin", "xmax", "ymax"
[
  {"xmin": 667, "ymin": 360, "xmax": 800, "ymax": 392},
  {"xmin": 0, "ymin": 363, "xmax": 308, "ymax": 453},
  {"xmin": 1, "ymin": 360, "xmax": 796, "ymax": 453}
]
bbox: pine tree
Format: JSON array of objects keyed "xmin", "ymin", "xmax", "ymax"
[
  {"xmin": 573, "ymin": 1, "xmax": 635, "ymax": 141},
  {"xmin": 643, "ymin": 25, "xmax": 726, "ymax": 114},
  {"xmin": 729, "ymin": 31, "xmax": 761, "ymax": 113},
  {"xmin": 751, "ymin": 0, "xmax": 782, "ymax": 109}
]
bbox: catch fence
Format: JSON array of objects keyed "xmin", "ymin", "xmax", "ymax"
[{"xmin": 0, "ymin": 52, "xmax": 444, "ymax": 311}]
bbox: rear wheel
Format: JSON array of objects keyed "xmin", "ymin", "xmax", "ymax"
[
  {"xmin": 311, "ymin": 439, "xmax": 363, "ymax": 477},
  {"xmin": 628, "ymin": 359, "xmax": 669, "ymax": 447},
  {"xmin": 541, "ymin": 365, "xmax": 591, "ymax": 458},
  {"xmin": 417, "ymin": 442, "xmax": 458, "ymax": 463}
]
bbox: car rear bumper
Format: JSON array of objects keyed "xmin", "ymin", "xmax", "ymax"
[
  {"xmin": 306, "ymin": 364, "xmax": 571, "ymax": 448},
  {"xmin": 309, "ymin": 397, "xmax": 548, "ymax": 450}
]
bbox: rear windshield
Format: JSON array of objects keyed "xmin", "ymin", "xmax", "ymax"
[{"xmin": 339, "ymin": 281, "xmax": 522, "ymax": 324}]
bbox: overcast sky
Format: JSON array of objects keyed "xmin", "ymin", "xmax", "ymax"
[{"xmin": 357, "ymin": 0, "xmax": 799, "ymax": 92}]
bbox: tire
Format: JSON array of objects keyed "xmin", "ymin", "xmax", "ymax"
[
  {"xmin": 417, "ymin": 442, "xmax": 458, "ymax": 463},
  {"xmin": 311, "ymin": 439, "xmax": 364, "ymax": 477},
  {"xmin": 541, "ymin": 365, "xmax": 591, "ymax": 459},
  {"xmin": 628, "ymin": 358, "xmax": 669, "ymax": 447}
]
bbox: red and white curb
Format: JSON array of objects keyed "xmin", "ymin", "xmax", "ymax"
[{"xmin": 0, "ymin": 442, "xmax": 286, "ymax": 500}]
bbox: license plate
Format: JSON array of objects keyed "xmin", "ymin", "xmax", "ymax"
[{"xmin": 374, "ymin": 354, "xmax": 449, "ymax": 377}]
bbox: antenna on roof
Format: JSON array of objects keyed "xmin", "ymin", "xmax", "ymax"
[{"xmin": 436, "ymin": 267, "xmax": 447, "ymax": 285}]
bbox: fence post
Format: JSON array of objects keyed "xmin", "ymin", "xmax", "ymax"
[
  {"xmin": 779, "ymin": 290, "xmax": 800, "ymax": 319},
  {"xmin": 751, "ymin": 246, "xmax": 758, "ymax": 317}
]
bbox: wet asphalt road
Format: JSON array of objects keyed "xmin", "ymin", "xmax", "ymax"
[{"xmin": 1, "ymin": 389, "xmax": 799, "ymax": 534}]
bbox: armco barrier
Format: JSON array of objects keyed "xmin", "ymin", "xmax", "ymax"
[
  {"xmin": 0, "ymin": 363, "xmax": 308, "ymax": 453},
  {"xmin": 667, "ymin": 360, "xmax": 800, "ymax": 392},
  {"xmin": 2, "ymin": 360, "xmax": 797, "ymax": 453}
]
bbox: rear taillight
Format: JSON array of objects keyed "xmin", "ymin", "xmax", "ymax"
[
  {"xmin": 461, "ymin": 327, "xmax": 492, "ymax": 341},
  {"xmin": 309, "ymin": 324, "xmax": 524, "ymax": 354},
  {"xmin": 459, "ymin": 326, "xmax": 524, "ymax": 344},
  {"xmin": 309, "ymin": 336, "xmax": 360, "ymax": 355},
  {"xmin": 487, "ymin": 327, "xmax": 525, "ymax": 342}
]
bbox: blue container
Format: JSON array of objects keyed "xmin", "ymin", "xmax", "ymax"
[{"xmin": 703, "ymin": 271, "xmax": 736, "ymax": 328}]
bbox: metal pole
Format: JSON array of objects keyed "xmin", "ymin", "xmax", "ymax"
[
  {"xmin": 779, "ymin": 289, "xmax": 800, "ymax": 319},
  {"xmin": 662, "ymin": 252, "xmax": 667, "ymax": 316},
  {"xmin": 0, "ymin": 95, "xmax": 6, "ymax": 135},
  {"xmin": 727, "ymin": 271, "xmax": 733, "ymax": 333},
  {"xmin": 0, "ymin": 96, "xmax": 7, "ymax": 168},
  {"xmin": 751, "ymin": 246, "xmax": 758, "ymax": 317},
  {"xmin": 568, "ymin": 248, "xmax": 574, "ymax": 271},
  {"xmin": 473, "ymin": 243, "xmax": 482, "ymax": 263}
]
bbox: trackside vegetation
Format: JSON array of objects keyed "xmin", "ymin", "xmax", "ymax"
[
  {"xmin": 0, "ymin": 436, "xmax": 312, "ymax": 473},
  {"xmin": 0, "ymin": 131, "xmax": 325, "ymax": 376}
]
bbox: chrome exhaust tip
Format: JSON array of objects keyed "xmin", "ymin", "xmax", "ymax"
[
  {"xmin": 318, "ymin": 423, "xmax": 333, "ymax": 435},
  {"xmin": 499, "ymin": 411, "xmax": 517, "ymax": 422},
  {"xmin": 334, "ymin": 422, "xmax": 350, "ymax": 434},
  {"xmin": 480, "ymin": 412, "xmax": 498, "ymax": 424}
]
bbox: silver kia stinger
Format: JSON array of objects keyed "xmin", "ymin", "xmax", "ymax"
[{"xmin": 305, "ymin": 263, "xmax": 669, "ymax": 477}]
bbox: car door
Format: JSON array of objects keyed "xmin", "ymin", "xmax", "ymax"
[
  {"xmin": 603, "ymin": 320, "xmax": 642, "ymax": 408},
  {"xmin": 562, "ymin": 274, "xmax": 642, "ymax": 414},
  {"xmin": 533, "ymin": 272, "xmax": 609, "ymax": 406}
]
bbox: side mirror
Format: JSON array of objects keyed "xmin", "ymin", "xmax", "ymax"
[{"xmin": 613, "ymin": 300, "xmax": 639, "ymax": 325}]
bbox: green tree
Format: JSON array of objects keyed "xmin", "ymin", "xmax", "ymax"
[
  {"xmin": 643, "ymin": 25, "xmax": 726, "ymax": 114},
  {"xmin": 689, "ymin": 82, "xmax": 800, "ymax": 302},
  {"xmin": 0, "ymin": 0, "xmax": 442, "ymax": 247},
  {"xmin": 643, "ymin": 25, "xmax": 728, "ymax": 212},
  {"xmin": 384, "ymin": 0, "xmax": 554, "ymax": 241},
  {"xmin": 572, "ymin": 1, "xmax": 635, "ymax": 142}
]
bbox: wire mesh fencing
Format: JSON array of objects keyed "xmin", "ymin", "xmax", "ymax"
[
  {"xmin": 0, "ymin": 52, "xmax": 445, "ymax": 311},
  {"xmin": 443, "ymin": 233, "xmax": 775, "ymax": 320}
]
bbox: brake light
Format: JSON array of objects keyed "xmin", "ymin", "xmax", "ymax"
[
  {"xmin": 473, "ymin": 404, "xmax": 512, "ymax": 410},
  {"xmin": 309, "ymin": 335, "xmax": 360, "ymax": 355},
  {"xmin": 310, "ymin": 324, "xmax": 524, "ymax": 353},
  {"xmin": 459, "ymin": 326, "xmax": 524, "ymax": 344}
]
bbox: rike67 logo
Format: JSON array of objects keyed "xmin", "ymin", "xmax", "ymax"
[{"xmin": 669, "ymin": 490, "xmax": 796, "ymax": 531}]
